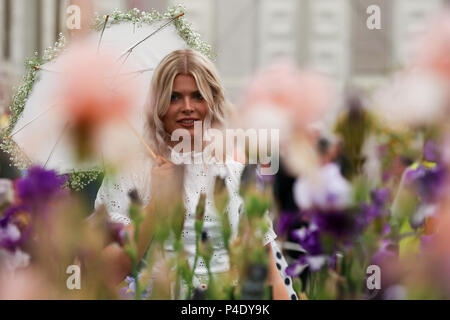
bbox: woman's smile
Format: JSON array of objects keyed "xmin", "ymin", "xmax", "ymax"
[{"xmin": 176, "ymin": 117, "xmax": 199, "ymax": 128}]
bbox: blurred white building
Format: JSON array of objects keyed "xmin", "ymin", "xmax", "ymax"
[{"xmin": 0, "ymin": 0, "xmax": 448, "ymax": 105}]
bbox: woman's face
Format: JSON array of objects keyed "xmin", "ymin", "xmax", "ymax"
[{"xmin": 162, "ymin": 73, "xmax": 209, "ymax": 140}]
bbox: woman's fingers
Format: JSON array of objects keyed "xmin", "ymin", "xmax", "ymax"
[
  {"xmin": 154, "ymin": 155, "xmax": 176, "ymax": 171},
  {"xmin": 151, "ymin": 155, "xmax": 183, "ymax": 202},
  {"xmin": 154, "ymin": 155, "xmax": 168, "ymax": 166}
]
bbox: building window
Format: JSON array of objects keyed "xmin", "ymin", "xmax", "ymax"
[
  {"xmin": 3, "ymin": 0, "xmax": 11, "ymax": 60},
  {"xmin": 350, "ymin": 0, "xmax": 392, "ymax": 76},
  {"xmin": 55, "ymin": 0, "xmax": 61, "ymax": 40},
  {"xmin": 36, "ymin": 0, "xmax": 42, "ymax": 55}
]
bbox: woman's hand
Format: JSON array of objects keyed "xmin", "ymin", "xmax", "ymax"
[
  {"xmin": 150, "ymin": 155, "xmax": 183, "ymax": 202},
  {"xmin": 137, "ymin": 156, "xmax": 184, "ymax": 259}
]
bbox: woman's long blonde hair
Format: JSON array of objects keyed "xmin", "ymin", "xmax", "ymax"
[{"xmin": 147, "ymin": 49, "xmax": 231, "ymax": 157}]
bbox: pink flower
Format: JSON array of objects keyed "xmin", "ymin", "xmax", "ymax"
[
  {"xmin": 371, "ymin": 69, "xmax": 447, "ymax": 127},
  {"xmin": 56, "ymin": 41, "xmax": 140, "ymax": 126},
  {"xmin": 415, "ymin": 10, "xmax": 450, "ymax": 80},
  {"xmin": 238, "ymin": 59, "xmax": 335, "ymax": 133},
  {"xmin": 52, "ymin": 40, "xmax": 145, "ymax": 161}
]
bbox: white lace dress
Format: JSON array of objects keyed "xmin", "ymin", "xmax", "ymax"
[{"xmin": 95, "ymin": 149, "xmax": 298, "ymax": 299}]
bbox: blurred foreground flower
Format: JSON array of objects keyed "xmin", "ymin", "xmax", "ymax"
[
  {"xmin": 371, "ymin": 70, "xmax": 447, "ymax": 129},
  {"xmin": 0, "ymin": 266, "xmax": 56, "ymax": 299},
  {"xmin": 237, "ymin": 59, "xmax": 336, "ymax": 140},
  {"xmin": 0, "ymin": 167, "xmax": 67, "ymax": 275},
  {"xmin": 0, "ymin": 247, "xmax": 30, "ymax": 272},
  {"xmin": 55, "ymin": 41, "xmax": 144, "ymax": 161},
  {"xmin": 15, "ymin": 166, "xmax": 68, "ymax": 206},
  {"xmin": 415, "ymin": 9, "xmax": 450, "ymax": 81},
  {"xmin": 293, "ymin": 163, "xmax": 352, "ymax": 211}
]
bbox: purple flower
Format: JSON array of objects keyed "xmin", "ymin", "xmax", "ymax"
[
  {"xmin": 328, "ymin": 252, "xmax": 343, "ymax": 270},
  {"xmin": 371, "ymin": 188, "xmax": 390, "ymax": 207},
  {"xmin": 423, "ymin": 140, "xmax": 440, "ymax": 163},
  {"xmin": 0, "ymin": 205, "xmax": 31, "ymax": 250},
  {"xmin": 355, "ymin": 188, "xmax": 391, "ymax": 231},
  {"xmin": 120, "ymin": 276, "xmax": 136, "ymax": 299},
  {"xmin": 371, "ymin": 239, "xmax": 397, "ymax": 267},
  {"xmin": 119, "ymin": 275, "xmax": 153, "ymax": 299},
  {"xmin": 311, "ymin": 210, "xmax": 358, "ymax": 241},
  {"xmin": 358, "ymin": 204, "xmax": 380, "ymax": 227},
  {"xmin": 293, "ymin": 163, "xmax": 352, "ymax": 211},
  {"xmin": 417, "ymin": 164, "xmax": 446, "ymax": 203},
  {"xmin": 0, "ymin": 204, "xmax": 28, "ymax": 227},
  {"xmin": 410, "ymin": 203, "xmax": 437, "ymax": 229},
  {"xmin": 0, "ymin": 221, "xmax": 24, "ymax": 252},
  {"xmin": 108, "ymin": 222, "xmax": 126, "ymax": 247},
  {"xmin": 404, "ymin": 165, "xmax": 426, "ymax": 182},
  {"xmin": 287, "ymin": 254, "xmax": 327, "ymax": 274},
  {"xmin": 291, "ymin": 223, "xmax": 322, "ymax": 255},
  {"xmin": 0, "ymin": 223, "xmax": 20, "ymax": 246},
  {"xmin": 285, "ymin": 261, "xmax": 307, "ymax": 277},
  {"xmin": 370, "ymin": 240, "xmax": 401, "ymax": 293},
  {"xmin": 382, "ymin": 223, "xmax": 391, "ymax": 236},
  {"xmin": 382, "ymin": 171, "xmax": 391, "ymax": 183},
  {"xmin": 404, "ymin": 163, "xmax": 446, "ymax": 203},
  {"xmin": 304, "ymin": 255, "xmax": 327, "ymax": 272},
  {"xmin": 275, "ymin": 210, "xmax": 306, "ymax": 236},
  {"xmin": 15, "ymin": 166, "xmax": 68, "ymax": 206},
  {"xmin": 420, "ymin": 234, "xmax": 435, "ymax": 252},
  {"xmin": 0, "ymin": 248, "xmax": 30, "ymax": 272}
]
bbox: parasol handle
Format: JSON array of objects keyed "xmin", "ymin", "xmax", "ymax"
[{"xmin": 123, "ymin": 117, "xmax": 157, "ymax": 160}]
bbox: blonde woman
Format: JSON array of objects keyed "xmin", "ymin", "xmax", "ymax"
[{"xmin": 96, "ymin": 49, "xmax": 296, "ymax": 300}]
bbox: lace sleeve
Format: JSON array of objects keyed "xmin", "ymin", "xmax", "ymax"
[
  {"xmin": 263, "ymin": 210, "xmax": 278, "ymax": 246},
  {"xmin": 94, "ymin": 155, "xmax": 153, "ymax": 226}
]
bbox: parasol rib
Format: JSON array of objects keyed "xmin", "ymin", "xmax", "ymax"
[
  {"xmin": 118, "ymin": 12, "xmax": 185, "ymax": 62},
  {"xmin": 44, "ymin": 122, "xmax": 70, "ymax": 168},
  {"xmin": 34, "ymin": 66, "xmax": 60, "ymax": 74},
  {"xmin": 97, "ymin": 15, "xmax": 110, "ymax": 53},
  {"xmin": 7, "ymin": 103, "xmax": 59, "ymax": 139}
]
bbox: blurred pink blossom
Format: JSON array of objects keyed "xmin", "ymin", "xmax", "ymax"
[
  {"xmin": 52, "ymin": 40, "xmax": 145, "ymax": 161},
  {"xmin": 415, "ymin": 10, "xmax": 450, "ymax": 80},
  {"xmin": 239, "ymin": 60, "xmax": 335, "ymax": 133},
  {"xmin": 56, "ymin": 41, "xmax": 141, "ymax": 127},
  {"xmin": 0, "ymin": 267, "xmax": 55, "ymax": 299},
  {"xmin": 371, "ymin": 69, "xmax": 447, "ymax": 128}
]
